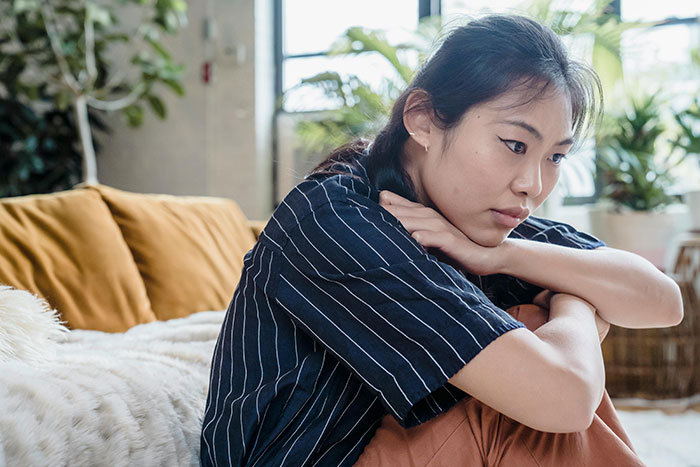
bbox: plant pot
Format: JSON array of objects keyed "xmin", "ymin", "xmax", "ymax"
[
  {"xmin": 684, "ymin": 190, "xmax": 700, "ymax": 232},
  {"xmin": 588, "ymin": 204, "xmax": 690, "ymax": 270}
]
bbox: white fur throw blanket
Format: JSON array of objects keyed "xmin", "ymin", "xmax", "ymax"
[{"xmin": 0, "ymin": 285, "xmax": 225, "ymax": 467}]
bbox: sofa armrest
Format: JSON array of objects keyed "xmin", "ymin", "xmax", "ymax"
[{"xmin": 247, "ymin": 220, "xmax": 268, "ymax": 240}]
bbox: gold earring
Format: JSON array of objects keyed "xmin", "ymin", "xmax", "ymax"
[
  {"xmin": 408, "ymin": 132, "xmax": 416, "ymax": 136},
  {"xmin": 424, "ymin": 143, "xmax": 429, "ymax": 153}
]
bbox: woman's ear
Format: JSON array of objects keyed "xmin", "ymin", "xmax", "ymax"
[{"xmin": 403, "ymin": 89, "xmax": 434, "ymax": 152}]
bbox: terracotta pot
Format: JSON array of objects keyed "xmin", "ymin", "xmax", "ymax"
[{"xmin": 588, "ymin": 204, "xmax": 690, "ymax": 270}]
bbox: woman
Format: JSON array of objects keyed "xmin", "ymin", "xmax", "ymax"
[{"xmin": 201, "ymin": 14, "xmax": 682, "ymax": 466}]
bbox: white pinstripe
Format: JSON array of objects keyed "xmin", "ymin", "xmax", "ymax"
[
  {"xmin": 276, "ymin": 212, "xmax": 444, "ymax": 394},
  {"xmin": 202, "ymin": 248, "xmax": 259, "ymax": 466},
  {"xmin": 311, "ymin": 395, "xmax": 377, "ymax": 466},
  {"xmin": 278, "ymin": 361, "xmax": 341, "ymax": 463},
  {"xmin": 247, "ymin": 353, "xmax": 316, "ymax": 458},
  {"xmin": 249, "ymin": 353, "xmax": 316, "ymax": 467},
  {"xmin": 319, "ymin": 183, "xmax": 391, "ymax": 267},
  {"xmin": 221, "ymin": 245, "xmax": 263, "ymax": 462},
  {"xmin": 303, "ymin": 373, "xmax": 355, "ymax": 466},
  {"xmin": 278, "ymin": 276, "xmax": 413, "ymax": 410},
  {"xmin": 235, "ymin": 247, "xmax": 269, "ymax": 458}
]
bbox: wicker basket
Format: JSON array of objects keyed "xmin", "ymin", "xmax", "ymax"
[{"xmin": 601, "ymin": 237, "xmax": 700, "ymax": 400}]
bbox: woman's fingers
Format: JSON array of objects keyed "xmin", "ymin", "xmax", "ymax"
[
  {"xmin": 385, "ymin": 210, "xmax": 462, "ymax": 239},
  {"xmin": 382, "ymin": 203, "xmax": 434, "ymax": 220},
  {"xmin": 411, "ymin": 230, "xmax": 453, "ymax": 249},
  {"xmin": 379, "ymin": 190, "xmax": 419, "ymax": 207}
]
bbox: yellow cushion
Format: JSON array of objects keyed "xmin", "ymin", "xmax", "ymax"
[
  {"xmin": 0, "ymin": 189, "xmax": 156, "ymax": 332},
  {"xmin": 90, "ymin": 185, "xmax": 257, "ymax": 321}
]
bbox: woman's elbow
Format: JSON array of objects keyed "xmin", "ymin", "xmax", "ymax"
[
  {"xmin": 530, "ymin": 372, "xmax": 601, "ymax": 433},
  {"xmin": 661, "ymin": 277, "xmax": 684, "ymax": 327},
  {"xmin": 566, "ymin": 395, "xmax": 598, "ymax": 433},
  {"xmin": 561, "ymin": 378, "xmax": 600, "ymax": 432},
  {"xmin": 530, "ymin": 399, "xmax": 595, "ymax": 433}
]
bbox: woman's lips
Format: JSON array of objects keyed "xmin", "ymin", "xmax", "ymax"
[{"xmin": 491, "ymin": 209, "xmax": 521, "ymax": 228}]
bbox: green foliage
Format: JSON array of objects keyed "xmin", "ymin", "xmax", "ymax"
[
  {"xmin": 671, "ymin": 97, "xmax": 700, "ymax": 159},
  {"xmin": 671, "ymin": 46, "xmax": 700, "ymax": 163},
  {"xmin": 0, "ymin": 98, "xmax": 107, "ymax": 196},
  {"xmin": 595, "ymin": 91, "xmax": 686, "ymax": 211},
  {"xmin": 0, "ymin": 0, "xmax": 187, "ymax": 194},
  {"xmin": 0, "ymin": 0, "xmax": 187, "ymax": 124},
  {"xmin": 290, "ymin": 2, "xmax": 633, "ymax": 157},
  {"xmin": 288, "ymin": 16, "xmax": 442, "ymax": 154}
]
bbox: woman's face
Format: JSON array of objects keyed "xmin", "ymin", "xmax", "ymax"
[{"xmin": 405, "ymin": 87, "xmax": 574, "ymax": 247}]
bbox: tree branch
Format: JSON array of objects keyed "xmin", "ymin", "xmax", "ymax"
[
  {"xmin": 86, "ymin": 83, "xmax": 146, "ymax": 111},
  {"xmin": 83, "ymin": 9, "xmax": 98, "ymax": 89},
  {"xmin": 40, "ymin": 0, "xmax": 81, "ymax": 94},
  {"xmin": 99, "ymin": 70, "xmax": 129, "ymax": 95}
]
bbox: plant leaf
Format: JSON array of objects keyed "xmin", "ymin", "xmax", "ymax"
[{"xmin": 147, "ymin": 95, "xmax": 166, "ymax": 118}]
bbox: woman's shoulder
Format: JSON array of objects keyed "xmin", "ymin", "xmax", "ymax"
[
  {"xmin": 286, "ymin": 149, "xmax": 378, "ymax": 214},
  {"xmin": 292, "ymin": 169, "xmax": 376, "ymax": 213},
  {"xmin": 261, "ymin": 165, "xmax": 386, "ymax": 251}
]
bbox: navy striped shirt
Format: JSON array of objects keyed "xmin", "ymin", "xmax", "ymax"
[{"xmin": 200, "ymin": 152, "xmax": 605, "ymax": 466}]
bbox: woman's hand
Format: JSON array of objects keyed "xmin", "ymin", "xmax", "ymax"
[{"xmin": 378, "ymin": 190, "xmax": 505, "ymax": 276}]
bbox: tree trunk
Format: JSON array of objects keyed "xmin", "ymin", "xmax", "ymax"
[{"xmin": 74, "ymin": 94, "xmax": 98, "ymax": 185}]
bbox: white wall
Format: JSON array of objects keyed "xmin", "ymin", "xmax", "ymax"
[{"xmin": 97, "ymin": 0, "xmax": 274, "ymax": 220}]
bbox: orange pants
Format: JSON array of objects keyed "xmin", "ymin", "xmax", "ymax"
[{"xmin": 355, "ymin": 305, "xmax": 645, "ymax": 467}]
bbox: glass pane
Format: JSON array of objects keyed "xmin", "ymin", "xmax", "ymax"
[
  {"xmin": 442, "ymin": 0, "xmax": 529, "ymax": 16},
  {"xmin": 441, "ymin": 0, "xmax": 596, "ymax": 64},
  {"xmin": 442, "ymin": 0, "xmax": 591, "ymax": 17},
  {"xmin": 561, "ymin": 139, "xmax": 596, "ymax": 198},
  {"xmin": 282, "ymin": 52, "xmax": 416, "ymax": 112},
  {"xmin": 283, "ymin": 0, "xmax": 418, "ymax": 56},
  {"xmin": 621, "ymin": 24, "xmax": 699, "ymax": 86},
  {"xmin": 621, "ymin": 1, "xmax": 700, "ymax": 22}
]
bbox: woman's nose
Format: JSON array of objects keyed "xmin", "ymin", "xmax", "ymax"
[{"xmin": 512, "ymin": 162, "xmax": 543, "ymax": 198}]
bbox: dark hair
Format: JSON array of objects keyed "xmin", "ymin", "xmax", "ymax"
[{"xmin": 310, "ymin": 14, "xmax": 603, "ymax": 201}]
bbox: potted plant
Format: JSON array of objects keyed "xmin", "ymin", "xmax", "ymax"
[
  {"xmin": 671, "ymin": 46, "xmax": 700, "ymax": 230},
  {"xmin": 0, "ymin": 0, "xmax": 187, "ymax": 191},
  {"xmin": 674, "ymin": 97, "xmax": 700, "ymax": 230},
  {"xmin": 0, "ymin": 97, "xmax": 107, "ymax": 197},
  {"xmin": 589, "ymin": 90, "xmax": 690, "ymax": 269}
]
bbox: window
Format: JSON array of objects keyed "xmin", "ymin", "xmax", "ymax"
[
  {"xmin": 275, "ymin": 1, "xmax": 700, "ymax": 201},
  {"xmin": 619, "ymin": 2, "xmax": 700, "ymax": 193},
  {"xmin": 280, "ymin": 0, "xmax": 421, "ymax": 112}
]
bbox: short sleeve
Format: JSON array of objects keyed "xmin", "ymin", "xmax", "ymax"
[
  {"xmin": 487, "ymin": 216, "xmax": 606, "ymax": 309},
  {"xmin": 274, "ymin": 195, "xmax": 524, "ymax": 427}
]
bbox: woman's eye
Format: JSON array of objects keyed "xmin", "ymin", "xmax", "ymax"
[
  {"xmin": 499, "ymin": 138, "xmax": 527, "ymax": 154},
  {"xmin": 550, "ymin": 153, "xmax": 567, "ymax": 165}
]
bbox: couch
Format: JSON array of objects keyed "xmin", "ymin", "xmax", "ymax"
[{"xmin": 0, "ymin": 184, "xmax": 265, "ymax": 466}]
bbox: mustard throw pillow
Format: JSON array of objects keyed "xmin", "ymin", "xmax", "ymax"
[
  {"xmin": 90, "ymin": 185, "xmax": 257, "ymax": 320},
  {"xmin": 0, "ymin": 189, "xmax": 156, "ymax": 332}
]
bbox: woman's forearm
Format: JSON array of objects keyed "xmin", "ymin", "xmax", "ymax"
[
  {"xmin": 534, "ymin": 295, "xmax": 606, "ymax": 416},
  {"xmin": 498, "ymin": 239, "xmax": 683, "ymax": 329}
]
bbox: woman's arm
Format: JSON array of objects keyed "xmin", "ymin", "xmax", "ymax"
[
  {"xmin": 497, "ymin": 239, "xmax": 683, "ymax": 329},
  {"xmin": 449, "ymin": 293, "xmax": 605, "ymax": 433},
  {"xmin": 378, "ymin": 190, "xmax": 683, "ymax": 330}
]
